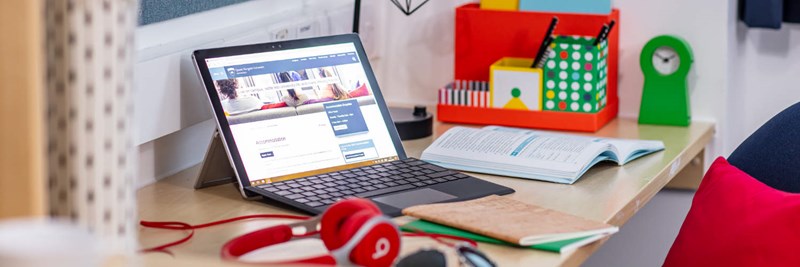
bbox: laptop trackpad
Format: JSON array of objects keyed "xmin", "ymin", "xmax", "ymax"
[{"xmin": 373, "ymin": 188, "xmax": 456, "ymax": 209}]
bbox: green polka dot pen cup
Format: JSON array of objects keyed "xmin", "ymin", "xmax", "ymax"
[{"xmin": 542, "ymin": 35, "xmax": 609, "ymax": 113}]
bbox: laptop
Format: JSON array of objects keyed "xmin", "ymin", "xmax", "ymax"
[{"xmin": 192, "ymin": 34, "xmax": 514, "ymax": 216}]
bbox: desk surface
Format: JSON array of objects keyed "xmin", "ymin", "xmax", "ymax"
[{"xmin": 137, "ymin": 118, "xmax": 714, "ymax": 266}]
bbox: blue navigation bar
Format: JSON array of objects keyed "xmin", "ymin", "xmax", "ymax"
[{"xmin": 209, "ymin": 52, "xmax": 359, "ymax": 80}]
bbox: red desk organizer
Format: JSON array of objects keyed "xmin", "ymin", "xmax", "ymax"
[{"xmin": 439, "ymin": 4, "xmax": 620, "ymax": 132}]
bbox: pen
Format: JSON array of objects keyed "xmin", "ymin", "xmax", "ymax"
[
  {"xmin": 534, "ymin": 36, "xmax": 554, "ymax": 69},
  {"xmin": 592, "ymin": 24, "xmax": 608, "ymax": 46},
  {"xmin": 532, "ymin": 17, "xmax": 559, "ymax": 68},
  {"xmin": 600, "ymin": 20, "xmax": 616, "ymax": 43}
]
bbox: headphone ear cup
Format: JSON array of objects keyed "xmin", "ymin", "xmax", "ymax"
[
  {"xmin": 320, "ymin": 198, "xmax": 381, "ymax": 250},
  {"xmin": 344, "ymin": 214, "xmax": 401, "ymax": 267}
]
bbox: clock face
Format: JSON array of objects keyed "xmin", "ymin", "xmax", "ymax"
[{"xmin": 652, "ymin": 46, "xmax": 680, "ymax": 75}]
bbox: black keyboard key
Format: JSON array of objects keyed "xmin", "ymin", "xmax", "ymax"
[
  {"xmin": 334, "ymin": 180, "xmax": 348, "ymax": 185},
  {"xmin": 385, "ymin": 182, "xmax": 398, "ymax": 187},
  {"xmin": 313, "ymin": 189, "xmax": 327, "ymax": 195},
  {"xmin": 341, "ymin": 190, "xmax": 354, "ymax": 195},
  {"xmin": 322, "ymin": 199, "xmax": 334, "ymax": 205},
  {"xmin": 319, "ymin": 194, "xmax": 331, "ymax": 199},
  {"xmin": 307, "ymin": 201, "xmax": 324, "ymax": 207},
  {"xmin": 363, "ymin": 186, "xmax": 377, "ymax": 191},
  {"xmin": 433, "ymin": 178, "xmax": 448, "ymax": 183},
  {"xmin": 352, "ymin": 188, "xmax": 366, "ymax": 193},
  {"xmin": 285, "ymin": 194, "xmax": 303, "ymax": 200},
  {"xmin": 321, "ymin": 177, "xmax": 334, "ymax": 182},
  {"xmin": 302, "ymin": 191, "xmax": 316, "ymax": 197},
  {"xmin": 297, "ymin": 181, "xmax": 312, "ymax": 186},
  {"xmin": 307, "ymin": 196, "xmax": 320, "ymax": 201},
  {"xmin": 274, "ymin": 190, "xmax": 292, "ymax": 196},
  {"xmin": 406, "ymin": 177, "xmax": 420, "ymax": 182},
  {"xmin": 295, "ymin": 198, "xmax": 309, "ymax": 203},
  {"xmin": 323, "ymin": 182, "xmax": 337, "ymax": 187},
  {"xmin": 406, "ymin": 160, "xmax": 425, "ymax": 166},
  {"xmin": 288, "ymin": 183, "xmax": 303, "ymax": 188},
  {"xmin": 262, "ymin": 186, "xmax": 280, "ymax": 192},
  {"xmin": 429, "ymin": 171, "xmax": 455, "ymax": 178},
  {"xmin": 358, "ymin": 182, "xmax": 372, "ymax": 187},
  {"xmin": 395, "ymin": 180, "xmax": 409, "ymax": 185},
  {"xmin": 290, "ymin": 188, "xmax": 304, "ymax": 193},
  {"xmin": 330, "ymin": 192, "xmax": 343, "ymax": 197},
  {"xmin": 346, "ymin": 183, "xmax": 360, "ymax": 189},
  {"xmin": 374, "ymin": 184, "xmax": 388, "ymax": 189},
  {"xmin": 423, "ymin": 179, "xmax": 437, "ymax": 185},
  {"xmin": 311, "ymin": 179, "xmax": 325, "ymax": 184},
  {"xmin": 336, "ymin": 186, "xmax": 348, "ymax": 191},
  {"xmin": 356, "ymin": 184, "xmax": 415, "ymax": 198},
  {"xmin": 400, "ymin": 173, "xmax": 414, "ymax": 178},
  {"xmin": 275, "ymin": 185, "xmax": 290, "ymax": 190},
  {"xmin": 454, "ymin": 173, "xmax": 470, "ymax": 179},
  {"xmin": 378, "ymin": 177, "xmax": 393, "ymax": 182},
  {"xmin": 422, "ymin": 164, "xmax": 447, "ymax": 172},
  {"xmin": 312, "ymin": 184, "xmax": 326, "ymax": 189},
  {"xmin": 444, "ymin": 175, "xmax": 460, "ymax": 181},
  {"xmin": 412, "ymin": 182, "xmax": 427, "ymax": 187}
]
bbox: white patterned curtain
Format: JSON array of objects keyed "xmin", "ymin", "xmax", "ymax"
[{"xmin": 44, "ymin": 0, "xmax": 138, "ymax": 253}]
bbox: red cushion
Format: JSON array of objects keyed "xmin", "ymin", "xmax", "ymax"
[
  {"xmin": 664, "ymin": 157, "xmax": 800, "ymax": 267},
  {"xmin": 348, "ymin": 83, "xmax": 370, "ymax": 97},
  {"xmin": 260, "ymin": 102, "xmax": 288, "ymax": 110}
]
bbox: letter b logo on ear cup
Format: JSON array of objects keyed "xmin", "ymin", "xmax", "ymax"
[{"xmin": 349, "ymin": 219, "xmax": 400, "ymax": 267}]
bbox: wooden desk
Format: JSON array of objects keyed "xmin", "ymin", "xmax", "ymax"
[{"xmin": 137, "ymin": 118, "xmax": 714, "ymax": 266}]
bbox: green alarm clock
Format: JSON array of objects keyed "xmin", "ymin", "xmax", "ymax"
[{"xmin": 638, "ymin": 35, "xmax": 693, "ymax": 126}]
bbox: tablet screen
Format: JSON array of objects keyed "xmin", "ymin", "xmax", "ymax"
[{"xmin": 204, "ymin": 43, "xmax": 399, "ymax": 186}]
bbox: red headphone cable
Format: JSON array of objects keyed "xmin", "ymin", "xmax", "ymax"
[
  {"xmin": 139, "ymin": 214, "xmax": 310, "ymax": 254},
  {"xmin": 140, "ymin": 214, "xmax": 478, "ymax": 256}
]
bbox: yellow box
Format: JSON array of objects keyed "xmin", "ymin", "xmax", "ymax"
[
  {"xmin": 480, "ymin": 0, "xmax": 519, "ymax": 11},
  {"xmin": 489, "ymin": 57, "xmax": 542, "ymax": 110}
]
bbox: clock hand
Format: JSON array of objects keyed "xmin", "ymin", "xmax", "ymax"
[
  {"xmin": 667, "ymin": 54, "xmax": 677, "ymax": 60},
  {"xmin": 654, "ymin": 53, "xmax": 666, "ymax": 60}
]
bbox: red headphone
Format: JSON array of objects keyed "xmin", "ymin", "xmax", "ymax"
[{"xmin": 220, "ymin": 198, "xmax": 401, "ymax": 267}]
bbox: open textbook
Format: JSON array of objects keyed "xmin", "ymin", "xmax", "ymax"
[{"xmin": 420, "ymin": 126, "xmax": 665, "ymax": 184}]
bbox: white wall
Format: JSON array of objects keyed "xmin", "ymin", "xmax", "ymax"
[
  {"xmin": 133, "ymin": 0, "xmax": 360, "ymax": 185},
  {"xmin": 726, "ymin": 23, "xmax": 800, "ymax": 154}
]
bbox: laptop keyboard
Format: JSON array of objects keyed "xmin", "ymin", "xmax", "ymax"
[{"xmin": 256, "ymin": 158, "xmax": 470, "ymax": 208}]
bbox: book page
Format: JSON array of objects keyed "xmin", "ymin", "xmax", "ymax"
[
  {"xmin": 425, "ymin": 126, "xmax": 605, "ymax": 169},
  {"xmin": 602, "ymin": 138, "xmax": 665, "ymax": 164}
]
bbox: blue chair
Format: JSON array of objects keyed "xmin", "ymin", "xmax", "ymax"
[{"xmin": 727, "ymin": 102, "xmax": 800, "ymax": 192}]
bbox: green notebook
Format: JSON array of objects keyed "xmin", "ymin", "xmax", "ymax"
[{"xmin": 401, "ymin": 220, "xmax": 603, "ymax": 253}]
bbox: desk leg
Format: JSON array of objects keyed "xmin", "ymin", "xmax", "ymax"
[{"xmin": 665, "ymin": 149, "xmax": 704, "ymax": 190}]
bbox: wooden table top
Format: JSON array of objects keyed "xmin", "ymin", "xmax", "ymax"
[{"xmin": 136, "ymin": 118, "xmax": 714, "ymax": 266}]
